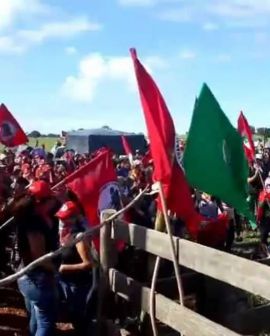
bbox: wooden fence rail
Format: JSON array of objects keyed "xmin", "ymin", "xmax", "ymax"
[
  {"xmin": 95, "ymin": 220, "xmax": 270, "ymax": 336},
  {"xmin": 109, "ymin": 269, "xmax": 240, "ymax": 336},
  {"xmin": 98, "ymin": 216, "xmax": 270, "ymax": 335},
  {"xmin": 112, "ymin": 220, "xmax": 270, "ymax": 301}
]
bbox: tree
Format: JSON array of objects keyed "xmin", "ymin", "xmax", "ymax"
[
  {"xmin": 257, "ymin": 128, "xmax": 270, "ymax": 137},
  {"xmin": 28, "ymin": 130, "xmax": 41, "ymax": 138},
  {"xmin": 47, "ymin": 133, "xmax": 59, "ymax": 138},
  {"xmin": 249, "ymin": 126, "xmax": 256, "ymax": 134}
]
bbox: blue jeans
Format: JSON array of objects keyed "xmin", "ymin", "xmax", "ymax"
[
  {"xmin": 59, "ymin": 279, "xmax": 94, "ymax": 334},
  {"xmin": 18, "ymin": 271, "xmax": 59, "ymax": 336}
]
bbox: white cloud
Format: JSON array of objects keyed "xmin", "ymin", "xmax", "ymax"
[
  {"xmin": 18, "ymin": 18, "xmax": 101, "ymax": 44},
  {"xmin": 0, "ymin": 17, "xmax": 101, "ymax": 54},
  {"xmin": 65, "ymin": 46, "xmax": 78, "ymax": 55},
  {"xmin": 61, "ymin": 54, "xmax": 134, "ymax": 102},
  {"xmin": 158, "ymin": 8, "xmax": 193, "ymax": 22},
  {"xmin": 157, "ymin": 0, "xmax": 270, "ymax": 30},
  {"xmin": 0, "ymin": 0, "xmax": 101, "ymax": 54},
  {"xmin": 202, "ymin": 22, "xmax": 219, "ymax": 31},
  {"xmin": 0, "ymin": 36, "xmax": 24, "ymax": 54},
  {"xmin": 209, "ymin": 1, "xmax": 270, "ymax": 19},
  {"xmin": 0, "ymin": 0, "xmax": 49, "ymax": 30},
  {"xmin": 179, "ymin": 49, "xmax": 196, "ymax": 60},
  {"xmin": 61, "ymin": 53, "xmax": 164, "ymax": 103},
  {"xmin": 118, "ymin": 0, "xmax": 180, "ymax": 7},
  {"xmin": 118, "ymin": 0, "xmax": 156, "ymax": 6}
]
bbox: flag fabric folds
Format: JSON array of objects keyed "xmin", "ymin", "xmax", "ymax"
[
  {"xmin": 257, "ymin": 190, "xmax": 270, "ymax": 222},
  {"xmin": 121, "ymin": 135, "xmax": 133, "ymax": 156},
  {"xmin": 121, "ymin": 135, "xmax": 133, "ymax": 165},
  {"xmin": 130, "ymin": 48, "xmax": 201, "ymax": 238},
  {"xmin": 183, "ymin": 83, "xmax": 253, "ymax": 221},
  {"xmin": 238, "ymin": 111, "xmax": 255, "ymax": 163},
  {"xmin": 65, "ymin": 149, "xmax": 119, "ymax": 240},
  {"xmin": 0, "ymin": 104, "xmax": 28, "ymax": 147},
  {"xmin": 197, "ymin": 213, "xmax": 229, "ymax": 248},
  {"xmin": 142, "ymin": 149, "xmax": 152, "ymax": 167}
]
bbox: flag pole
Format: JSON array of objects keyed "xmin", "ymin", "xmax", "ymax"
[
  {"xmin": 157, "ymin": 181, "xmax": 184, "ymax": 304},
  {"xmin": 150, "ymin": 256, "xmax": 160, "ymax": 336},
  {"xmin": 0, "ymin": 164, "xmax": 82, "ymax": 233},
  {"xmin": 149, "ymin": 182, "xmax": 184, "ymax": 336}
]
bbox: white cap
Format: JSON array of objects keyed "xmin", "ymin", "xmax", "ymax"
[
  {"xmin": 265, "ymin": 177, "xmax": 270, "ymax": 187},
  {"xmin": 133, "ymin": 159, "xmax": 141, "ymax": 166}
]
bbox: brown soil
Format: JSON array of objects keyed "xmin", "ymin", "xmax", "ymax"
[{"xmin": 0, "ymin": 286, "xmax": 75, "ymax": 336}]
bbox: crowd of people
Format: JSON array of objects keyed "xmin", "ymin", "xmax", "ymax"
[
  {"xmin": 1, "ymin": 138, "xmax": 270, "ymax": 335},
  {"xmin": 0, "ymin": 141, "xmax": 156, "ymax": 335}
]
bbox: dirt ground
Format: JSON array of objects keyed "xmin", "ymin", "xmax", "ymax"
[{"xmin": 0, "ymin": 286, "xmax": 75, "ymax": 336}]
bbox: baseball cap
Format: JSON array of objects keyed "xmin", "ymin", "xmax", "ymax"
[{"xmin": 56, "ymin": 201, "xmax": 80, "ymax": 220}]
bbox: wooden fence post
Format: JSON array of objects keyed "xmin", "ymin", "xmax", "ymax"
[{"xmin": 97, "ymin": 209, "xmax": 119, "ymax": 336}]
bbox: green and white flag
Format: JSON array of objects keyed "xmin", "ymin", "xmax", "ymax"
[{"xmin": 183, "ymin": 83, "xmax": 254, "ymax": 222}]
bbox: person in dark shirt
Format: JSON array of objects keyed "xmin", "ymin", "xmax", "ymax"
[
  {"xmin": 262, "ymin": 152, "xmax": 270, "ymax": 180},
  {"xmin": 13, "ymin": 181, "xmax": 60, "ymax": 336},
  {"xmin": 0, "ymin": 187, "xmax": 12, "ymax": 276},
  {"xmin": 257, "ymin": 178, "xmax": 270, "ymax": 257},
  {"xmin": 247, "ymin": 163, "xmax": 262, "ymax": 216},
  {"xmin": 116, "ymin": 160, "xmax": 130, "ymax": 178},
  {"xmin": 56, "ymin": 201, "xmax": 96, "ymax": 335}
]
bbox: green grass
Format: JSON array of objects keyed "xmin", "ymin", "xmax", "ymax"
[
  {"xmin": 0, "ymin": 137, "xmax": 57, "ymax": 152},
  {"xmin": 27, "ymin": 137, "xmax": 57, "ymax": 150}
]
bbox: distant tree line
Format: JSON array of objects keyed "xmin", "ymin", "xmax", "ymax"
[
  {"xmin": 28, "ymin": 130, "xmax": 60, "ymax": 138},
  {"xmin": 238, "ymin": 126, "xmax": 270, "ymax": 137},
  {"xmin": 256, "ymin": 127, "xmax": 270, "ymax": 138},
  {"xmin": 27, "ymin": 126, "xmax": 270, "ymax": 140}
]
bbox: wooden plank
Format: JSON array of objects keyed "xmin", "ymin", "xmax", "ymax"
[
  {"xmin": 179, "ymin": 239, "xmax": 270, "ymax": 302},
  {"xmin": 112, "ymin": 221, "xmax": 270, "ymax": 301},
  {"xmin": 112, "ymin": 220, "xmax": 178, "ymax": 261},
  {"xmin": 109, "ymin": 269, "xmax": 240, "ymax": 336},
  {"xmin": 97, "ymin": 210, "xmax": 118, "ymax": 336},
  {"xmin": 100, "ymin": 210, "xmax": 118, "ymax": 274}
]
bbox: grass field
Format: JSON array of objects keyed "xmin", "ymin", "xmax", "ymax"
[
  {"xmin": 0, "ymin": 137, "xmax": 57, "ymax": 152},
  {"xmin": 27, "ymin": 137, "xmax": 57, "ymax": 150}
]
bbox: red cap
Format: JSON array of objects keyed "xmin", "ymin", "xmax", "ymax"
[
  {"xmin": 29, "ymin": 180, "xmax": 51, "ymax": 199},
  {"xmin": 56, "ymin": 201, "xmax": 80, "ymax": 220}
]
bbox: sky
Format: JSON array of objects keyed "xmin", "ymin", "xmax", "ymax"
[{"xmin": 0, "ymin": 0, "xmax": 270, "ymax": 135}]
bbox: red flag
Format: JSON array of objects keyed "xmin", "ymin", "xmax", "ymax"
[
  {"xmin": 238, "ymin": 112, "xmax": 255, "ymax": 163},
  {"xmin": 0, "ymin": 104, "xmax": 28, "ymax": 147},
  {"xmin": 130, "ymin": 48, "xmax": 200, "ymax": 238},
  {"xmin": 65, "ymin": 149, "xmax": 119, "ymax": 247},
  {"xmin": 257, "ymin": 190, "xmax": 270, "ymax": 222},
  {"xmin": 197, "ymin": 213, "xmax": 229, "ymax": 248},
  {"xmin": 121, "ymin": 135, "xmax": 133, "ymax": 166},
  {"xmin": 121, "ymin": 135, "xmax": 133, "ymax": 156}
]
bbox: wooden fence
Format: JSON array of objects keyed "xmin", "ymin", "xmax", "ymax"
[{"xmin": 98, "ymin": 215, "xmax": 270, "ymax": 336}]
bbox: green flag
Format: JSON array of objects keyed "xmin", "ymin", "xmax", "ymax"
[{"xmin": 183, "ymin": 83, "xmax": 254, "ymax": 222}]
